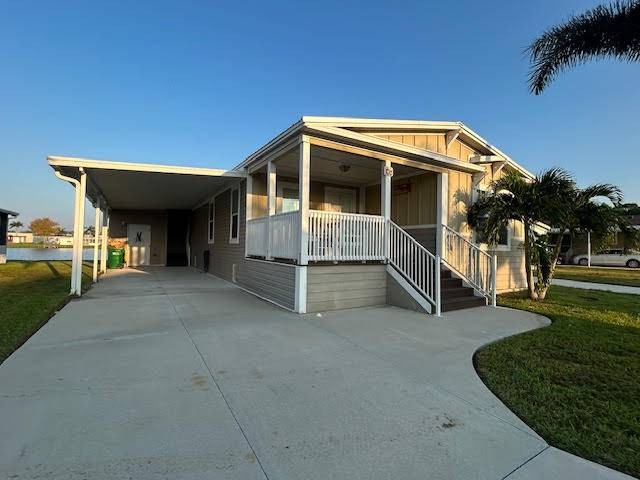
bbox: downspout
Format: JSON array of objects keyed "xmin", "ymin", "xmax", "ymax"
[{"xmin": 54, "ymin": 170, "xmax": 81, "ymax": 295}]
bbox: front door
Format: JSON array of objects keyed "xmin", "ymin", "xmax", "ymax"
[
  {"xmin": 127, "ymin": 224, "xmax": 151, "ymax": 266},
  {"xmin": 324, "ymin": 187, "xmax": 357, "ymax": 213}
]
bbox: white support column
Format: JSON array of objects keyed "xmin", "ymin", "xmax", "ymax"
[
  {"xmin": 266, "ymin": 161, "xmax": 277, "ymax": 260},
  {"xmin": 92, "ymin": 199, "xmax": 101, "ymax": 283},
  {"xmin": 73, "ymin": 169, "xmax": 87, "ymax": 296},
  {"xmin": 381, "ymin": 160, "xmax": 392, "ymax": 260},
  {"xmin": 70, "ymin": 178, "xmax": 81, "ymax": 294},
  {"xmin": 436, "ymin": 172, "xmax": 449, "ymax": 257},
  {"xmin": 294, "ymin": 265, "xmax": 307, "ymax": 313},
  {"xmin": 245, "ymin": 173, "xmax": 253, "ymax": 257},
  {"xmin": 100, "ymin": 208, "xmax": 109, "ymax": 274},
  {"xmin": 587, "ymin": 230, "xmax": 591, "ymax": 268},
  {"xmin": 298, "ymin": 138, "xmax": 310, "ymax": 266}
]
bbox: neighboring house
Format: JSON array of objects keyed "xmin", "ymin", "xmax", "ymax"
[
  {"xmin": 0, "ymin": 208, "xmax": 19, "ymax": 264},
  {"xmin": 49, "ymin": 116, "xmax": 537, "ymax": 312},
  {"xmin": 34, "ymin": 235, "xmax": 75, "ymax": 246},
  {"xmin": 7, "ymin": 232, "xmax": 34, "ymax": 244}
]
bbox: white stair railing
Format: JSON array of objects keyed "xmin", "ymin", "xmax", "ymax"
[
  {"xmin": 388, "ymin": 220, "xmax": 441, "ymax": 315},
  {"xmin": 307, "ymin": 210, "xmax": 386, "ymax": 262},
  {"xmin": 442, "ymin": 224, "xmax": 497, "ymax": 306}
]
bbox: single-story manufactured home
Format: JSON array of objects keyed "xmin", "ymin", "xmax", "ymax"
[
  {"xmin": 49, "ymin": 116, "xmax": 538, "ymax": 315},
  {"xmin": 0, "ymin": 208, "xmax": 19, "ymax": 264},
  {"xmin": 7, "ymin": 232, "xmax": 34, "ymax": 244}
]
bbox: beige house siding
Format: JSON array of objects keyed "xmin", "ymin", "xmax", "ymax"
[
  {"xmin": 371, "ymin": 133, "xmax": 478, "ymax": 162},
  {"xmin": 110, "ymin": 210, "xmax": 168, "ymax": 266},
  {"xmin": 306, "ymin": 264, "xmax": 387, "ymax": 312},
  {"xmin": 238, "ymin": 259, "xmax": 296, "ymax": 310},
  {"xmin": 190, "ymin": 180, "xmax": 297, "ymax": 310},
  {"xmin": 249, "ymin": 173, "xmax": 360, "ymax": 217}
]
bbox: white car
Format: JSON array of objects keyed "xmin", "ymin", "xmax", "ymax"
[{"xmin": 573, "ymin": 249, "xmax": 640, "ymax": 268}]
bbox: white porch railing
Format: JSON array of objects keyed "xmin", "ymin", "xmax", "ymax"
[
  {"xmin": 442, "ymin": 224, "xmax": 497, "ymax": 306},
  {"xmin": 269, "ymin": 211, "xmax": 300, "ymax": 260},
  {"xmin": 307, "ymin": 210, "xmax": 386, "ymax": 262},
  {"xmin": 389, "ymin": 220, "xmax": 441, "ymax": 314},
  {"xmin": 246, "ymin": 216, "xmax": 268, "ymax": 257}
]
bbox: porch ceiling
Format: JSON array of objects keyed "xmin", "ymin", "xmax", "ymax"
[
  {"xmin": 49, "ymin": 156, "xmax": 245, "ymax": 210},
  {"xmin": 271, "ymin": 146, "xmax": 421, "ymax": 186}
]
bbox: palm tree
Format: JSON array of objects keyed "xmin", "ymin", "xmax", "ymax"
[
  {"xmin": 468, "ymin": 168, "xmax": 622, "ymax": 301},
  {"xmin": 9, "ymin": 220, "xmax": 23, "ymax": 231},
  {"xmin": 527, "ymin": 0, "xmax": 640, "ymax": 94}
]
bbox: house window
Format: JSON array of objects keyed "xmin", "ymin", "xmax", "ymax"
[
  {"xmin": 475, "ymin": 218, "xmax": 509, "ymax": 248},
  {"xmin": 229, "ymin": 186, "xmax": 240, "ymax": 244},
  {"xmin": 207, "ymin": 199, "xmax": 215, "ymax": 244}
]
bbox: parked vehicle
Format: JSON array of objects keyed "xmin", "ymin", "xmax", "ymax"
[{"xmin": 573, "ymin": 249, "xmax": 640, "ymax": 268}]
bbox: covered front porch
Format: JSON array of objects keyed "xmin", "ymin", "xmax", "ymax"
[{"xmin": 244, "ymin": 137, "xmax": 444, "ymax": 265}]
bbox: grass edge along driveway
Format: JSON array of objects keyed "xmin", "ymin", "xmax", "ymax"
[
  {"xmin": 554, "ymin": 265, "xmax": 640, "ymax": 287},
  {"xmin": 474, "ymin": 286, "xmax": 640, "ymax": 478},
  {"xmin": 0, "ymin": 261, "xmax": 91, "ymax": 363}
]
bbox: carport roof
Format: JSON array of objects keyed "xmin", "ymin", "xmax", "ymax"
[{"xmin": 48, "ymin": 156, "xmax": 245, "ymax": 210}]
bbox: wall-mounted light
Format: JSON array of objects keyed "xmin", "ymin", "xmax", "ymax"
[{"xmin": 338, "ymin": 163, "xmax": 351, "ymax": 173}]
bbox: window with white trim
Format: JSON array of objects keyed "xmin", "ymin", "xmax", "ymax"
[
  {"xmin": 475, "ymin": 217, "xmax": 510, "ymax": 249},
  {"xmin": 207, "ymin": 199, "xmax": 215, "ymax": 244},
  {"xmin": 229, "ymin": 187, "xmax": 240, "ymax": 244}
]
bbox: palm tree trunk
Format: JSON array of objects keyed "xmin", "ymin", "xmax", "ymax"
[
  {"xmin": 536, "ymin": 235, "xmax": 564, "ymax": 301},
  {"xmin": 523, "ymin": 222, "xmax": 538, "ymax": 300}
]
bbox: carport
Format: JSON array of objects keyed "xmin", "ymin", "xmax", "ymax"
[{"xmin": 49, "ymin": 156, "xmax": 245, "ymax": 295}]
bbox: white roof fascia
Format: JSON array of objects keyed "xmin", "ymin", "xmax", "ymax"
[
  {"xmin": 302, "ymin": 116, "xmax": 535, "ymax": 180},
  {"xmin": 306, "ymin": 124, "xmax": 485, "ymax": 174},
  {"xmin": 48, "ymin": 156, "xmax": 245, "ymax": 178},
  {"xmin": 232, "ymin": 119, "xmax": 304, "ymax": 171}
]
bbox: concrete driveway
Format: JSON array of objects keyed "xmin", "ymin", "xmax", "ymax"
[{"xmin": 0, "ymin": 268, "xmax": 632, "ymax": 479}]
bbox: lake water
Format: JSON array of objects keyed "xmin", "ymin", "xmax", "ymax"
[{"xmin": 7, "ymin": 247, "xmax": 95, "ymax": 261}]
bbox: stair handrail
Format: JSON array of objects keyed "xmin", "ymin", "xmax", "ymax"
[
  {"xmin": 388, "ymin": 220, "xmax": 441, "ymax": 316},
  {"xmin": 441, "ymin": 224, "xmax": 497, "ymax": 306}
]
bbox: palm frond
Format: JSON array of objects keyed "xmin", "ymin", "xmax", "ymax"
[{"xmin": 526, "ymin": 0, "xmax": 640, "ymax": 94}]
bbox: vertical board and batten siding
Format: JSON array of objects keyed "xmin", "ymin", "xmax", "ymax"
[
  {"xmin": 189, "ymin": 180, "xmax": 297, "ymax": 310},
  {"xmin": 306, "ymin": 264, "xmax": 387, "ymax": 312},
  {"xmin": 249, "ymin": 173, "xmax": 360, "ymax": 217},
  {"xmin": 493, "ymin": 221, "xmax": 527, "ymax": 293},
  {"xmin": 109, "ymin": 210, "xmax": 168, "ymax": 265},
  {"xmin": 371, "ymin": 134, "xmax": 478, "ymax": 163}
]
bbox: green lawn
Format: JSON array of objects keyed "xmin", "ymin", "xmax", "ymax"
[
  {"xmin": 475, "ymin": 286, "xmax": 640, "ymax": 477},
  {"xmin": 0, "ymin": 261, "xmax": 91, "ymax": 363},
  {"xmin": 554, "ymin": 265, "xmax": 640, "ymax": 287}
]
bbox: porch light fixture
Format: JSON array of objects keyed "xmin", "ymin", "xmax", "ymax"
[{"xmin": 338, "ymin": 163, "xmax": 351, "ymax": 174}]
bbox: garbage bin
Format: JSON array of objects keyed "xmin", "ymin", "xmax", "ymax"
[{"xmin": 107, "ymin": 248, "xmax": 125, "ymax": 269}]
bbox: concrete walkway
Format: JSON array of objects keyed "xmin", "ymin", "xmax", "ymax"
[
  {"xmin": 0, "ymin": 268, "xmax": 633, "ymax": 479},
  {"xmin": 552, "ymin": 278, "xmax": 640, "ymax": 295}
]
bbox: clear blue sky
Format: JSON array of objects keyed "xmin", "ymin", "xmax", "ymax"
[{"xmin": 1, "ymin": 0, "xmax": 638, "ymax": 229}]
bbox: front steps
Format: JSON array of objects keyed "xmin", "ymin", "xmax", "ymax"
[{"xmin": 440, "ymin": 269, "xmax": 486, "ymax": 312}]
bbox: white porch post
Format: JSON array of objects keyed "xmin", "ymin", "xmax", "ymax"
[
  {"xmin": 436, "ymin": 172, "xmax": 448, "ymax": 257},
  {"xmin": 245, "ymin": 173, "xmax": 253, "ymax": 257},
  {"xmin": 92, "ymin": 199, "xmax": 101, "ymax": 283},
  {"xmin": 381, "ymin": 160, "xmax": 392, "ymax": 260},
  {"xmin": 587, "ymin": 230, "xmax": 591, "ymax": 268},
  {"xmin": 266, "ymin": 161, "xmax": 277, "ymax": 260},
  {"xmin": 298, "ymin": 138, "xmax": 310, "ymax": 265},
  {"xmin": 73, "ymin": 168, "xmax": 87, "ymax": 296},
  {"xmin": 100, "ymin": 208, "xmax": 109, "ymax": 274}
]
